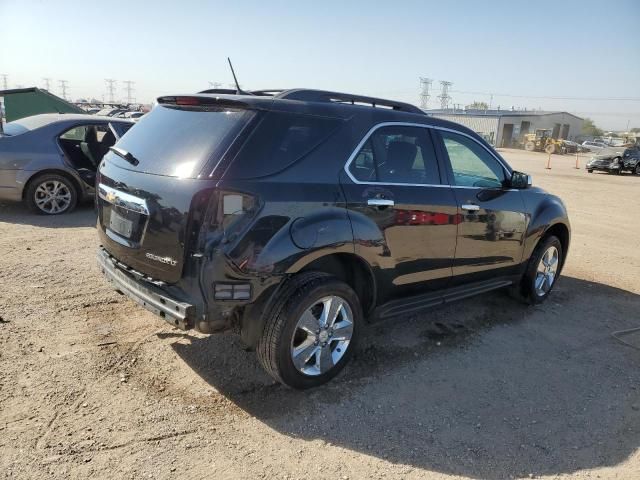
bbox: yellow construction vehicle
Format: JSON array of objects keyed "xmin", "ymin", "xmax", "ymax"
[{"xmin": 523, "ymin": 129, "xmax": 564, "ymax": 154}]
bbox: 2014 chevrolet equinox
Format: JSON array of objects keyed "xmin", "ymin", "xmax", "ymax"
[{"xmin": 96, "ymin": 89, "xmax": 570, "ymax": 389}]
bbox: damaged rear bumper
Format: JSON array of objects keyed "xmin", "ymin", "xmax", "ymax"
[{"xmin": 97, "ymin": 248, "xmax": 196, "ymax": 330}]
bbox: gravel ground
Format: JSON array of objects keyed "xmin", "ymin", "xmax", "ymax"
[{"xmin": 1, "ymin": 149, "xmax": 639, "ymax": 480}]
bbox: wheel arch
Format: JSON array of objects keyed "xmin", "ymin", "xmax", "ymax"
[
  {"xmin": 297, "ymin": 252, "xmax": 377, "ymax": 317},
  {"xmin": 542, "ymin": 222, "xmax": 570, "ymax": 271},
  {"xmin": 22, "ymin": 168, "xmax": 86, "ymax": 202}
]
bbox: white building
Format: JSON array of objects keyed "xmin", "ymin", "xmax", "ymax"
[{"xmin": 426, "ymin": 109, "xmax": 584, "ymax": 147}]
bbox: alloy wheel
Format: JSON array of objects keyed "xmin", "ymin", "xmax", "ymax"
[
  {"xmin": 34, "ymin": 180, "xmax": 72, "ymax": 214},
  {"xmin": 535, "ymin": 246, "xmax": 559, "ymax": 297},
  {"xmin": 290, "ymin": 295, "xmax": 354, "ymax": 376}
]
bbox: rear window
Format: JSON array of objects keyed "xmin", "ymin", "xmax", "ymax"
[
  {"xmin": 105, "ymin": 105, "xmax": 253, "ymax": 178},
  {"xmin": 224, "ymin": 111, "xmax": 343, "ymax": 179}
]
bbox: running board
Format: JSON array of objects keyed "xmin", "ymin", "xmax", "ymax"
[{"xmin": 374, "ymin": 279, "xmax": 513, "ymax": 320}]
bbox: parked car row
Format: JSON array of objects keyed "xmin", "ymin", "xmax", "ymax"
[{"xmin": 586, "ymin": 144, "xmax": 640, "ymax": 175}]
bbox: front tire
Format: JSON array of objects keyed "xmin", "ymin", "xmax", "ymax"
[
  {"xmin": 635, "ymin": 164, "xmax": 640, "ymax": 176},
  {"xmin": 257, "ymin": 272, "xmax": 362, "ymax": 389},
  {"xmin": 25, "ymin": 173, "xmax": 78, "ymax": 215},
  {"xmin": 512, "ymin": 235, "xmax": 563, "ymax": 305}
]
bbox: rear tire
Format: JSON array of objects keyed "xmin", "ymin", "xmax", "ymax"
[
  {"xmin": 587, "ymin": 169, "xmax": 593, "ymax": 173},
  {"xmin": 257, "ymin": 272, "xmax": 362, "ymax": 389},
  {"xmin": 511, "ymin": 235, "xmax": 563, "ymax": 305},
  {"xmin": 25, "ymin": 173, "xmax": 78, "ymax": 215},
  {"xmin": 545, "ymin": 143, "xmax": 556, "ymax": 154}
]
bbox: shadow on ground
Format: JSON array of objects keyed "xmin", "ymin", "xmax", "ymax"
[
  {"xmin": 165, "ymin": 276, "xmax": 640, "ymax": 479},
  {"xmin": 0, "ymin": 201, "xmax": 96, "ymax": 228}
]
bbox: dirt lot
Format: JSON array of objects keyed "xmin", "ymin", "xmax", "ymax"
[{"xmin": 1, "ymin": 149, "xmax": 639, "ymax": 480}]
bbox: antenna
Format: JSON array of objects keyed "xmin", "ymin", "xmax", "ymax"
[{"xmin": 227, "ymin": 57, "xmax": 250, "ymax": 95}]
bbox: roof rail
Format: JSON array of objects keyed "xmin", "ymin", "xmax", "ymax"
[{"xmin": 276, "ymin": 89, "xmax": 425, "ymax": 115}]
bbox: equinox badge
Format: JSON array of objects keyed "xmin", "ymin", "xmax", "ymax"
[{"xmin": 145, "ymin": 253, "xmax": 177, "ymax": 266}]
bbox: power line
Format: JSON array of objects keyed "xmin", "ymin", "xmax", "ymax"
[
  {"xmin": 450, "ymin": 89, "xmax": 640, "ymax": 102},
  {"xmin": 104, "ymin": 78, "xmax": 117, "ymax": 103},
  {"xmin": 123, "ymin": 80, "xmax": 135, "ymax": 104},
  {"xmin": 438, "ymin": 81, "xmax": 452, "ymax": 110},
  {"xmin": 58, "ymin": 80, "xmax": 69, "ymax": 100},
  {"xmin": 419, "ymin": 77, "xmax": 432, "ymax": 110}
]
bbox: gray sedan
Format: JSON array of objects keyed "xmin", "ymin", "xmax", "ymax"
[{"xmin": 0, "ymin": 114, "xmax": 133, "ymax": 214}]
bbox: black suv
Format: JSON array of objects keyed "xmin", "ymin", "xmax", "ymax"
[{"xmin": 96, "ymin": 89, "xmax": 570, "ymax": 389}]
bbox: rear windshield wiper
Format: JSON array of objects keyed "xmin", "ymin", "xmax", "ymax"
[{"xmin": 109, "ymin": 146, "xmax": 140, "ymax": 166}]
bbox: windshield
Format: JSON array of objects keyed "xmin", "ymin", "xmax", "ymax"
[{"xmin": 104, "ymin": 104, "xmax": 253, "ymax": 178}]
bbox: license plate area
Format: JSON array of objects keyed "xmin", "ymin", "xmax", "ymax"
[{"xmin": 109, "ymin": 210, "xmax": 133, "ymax": 238}]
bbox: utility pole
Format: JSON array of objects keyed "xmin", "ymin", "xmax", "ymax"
[
  {"xmin": 1, "ymin": 74, "xmax": 8, "ymax": 90},
  {"xmin": 419, "ymin": 77, "xmax": 432, "ymax": 110},
  {"xmin": 438, "ymin": 81, "xmax": 452, "ymax": 110},
  {"xmin": 123, "ymin": 80, "xmax": 135, "ymax": 104},
  {"xmin": 42, "ymin": 78, "xmax": 52, "ymax": 91},
  {"xmin": 104, "ymin": 78, "xmax": 117, "ymax": 103},
  {"xmin": 58, "ymin": 80, "xmax": 69, "ymax": 100},
  {"xmin": 208, "ymin": 81, "xmax": 223, "ymax": 89}
]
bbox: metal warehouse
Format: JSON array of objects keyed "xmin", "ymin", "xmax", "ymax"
[{"xmin": 425, "ymin": 109, "xmax": 584, "ymax": 147}]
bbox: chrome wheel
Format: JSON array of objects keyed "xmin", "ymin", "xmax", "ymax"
[
  {"xmin": 290, "ymin": 295, "xmax": 353, "ymax": 376},
  {"xmin": 535, "ymin": 246, "xmax": 559, "ymax": 297},
  {"xmin": 34, "ymin": 180, "xmax": 72, "ymax": 214}
]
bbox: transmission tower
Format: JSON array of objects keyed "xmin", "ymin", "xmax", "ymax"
[
  {"xmin": 419, "ymin": 77, "xmax": 433, "ymax": 110},
  {"xmin": 1, "ymin": 74, "xmax": 7, "ymax": 90},
  {"xmin": 438, "ymin": 81, "xmax": 452, "ymax": 110},
  {"xmin": 104, "ymin": 78, "xmax": 117, "ymax": 103},
  {"xmin": 123, "ymin": 80, "xmax": 135, "ymax": 104},
  {"xmin": 42, "ymin": 78, "xmax": 51, "ymax": 91},
  {"xmin": 58, "ymin": 80, "xmax": 69, "ymax": 100},
  {"xmin": 208, "ymin": 81, "xmax": 223, "ymax": 89}
]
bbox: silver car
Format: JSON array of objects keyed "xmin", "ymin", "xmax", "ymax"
[{"xmin": 0, "ymin": 114, "xmax": 133, "ymax": 214}]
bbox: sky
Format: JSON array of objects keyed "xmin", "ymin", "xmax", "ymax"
[{"xmin": 1, "ymin": 0, "xmax": 639, "ymax": 130}]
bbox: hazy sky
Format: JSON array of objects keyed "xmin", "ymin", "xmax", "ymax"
[{"xmin": 1, "ymin": 0, "xmax": 639, "ymax": 130}]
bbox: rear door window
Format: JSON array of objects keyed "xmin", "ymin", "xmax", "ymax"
[
  {"xmin": 104, "ymin": 105, "xmax": 253, "ymax": 178},
  {"xmin": 225, "ymin": 111, "xmax": 343, "ymax": 179},
  {"xmin": 348, "ymin": 125, "xmax": 440, "ymax": 185}
]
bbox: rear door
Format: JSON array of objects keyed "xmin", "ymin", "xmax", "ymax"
[
  {"xmin": 341, "ymin": 124, "xmax": 459, "ymax": 302},
  {"xmin": 433, "ymin": 128, "xmax": 527, "ymax": 284}
]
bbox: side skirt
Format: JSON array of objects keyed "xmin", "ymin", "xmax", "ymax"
[{"xmin": 372, "ymin": 277, "xmax": 516, "ymax": 321}]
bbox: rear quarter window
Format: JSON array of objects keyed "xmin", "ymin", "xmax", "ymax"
[{"xmin": 225, "ymin": 111, "xmax": 343, "ymax": 179}]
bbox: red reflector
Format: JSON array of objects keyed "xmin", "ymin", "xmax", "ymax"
[{"xmin": 175, "ymin": 96, "xmax": 200, "ymax": 106}]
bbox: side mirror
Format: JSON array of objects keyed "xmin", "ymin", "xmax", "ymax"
[{"xmin": 509, "ymin": 171, "xmax": 532, "ymax": 189}]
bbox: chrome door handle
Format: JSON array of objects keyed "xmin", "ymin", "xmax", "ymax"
[
  {"xmin": 461, "ymin": 204, "xmax": 480, "ymax": 211},
  {"xmin": 367, "ymin": 198, "xmax": 394, "ymax": 207}
]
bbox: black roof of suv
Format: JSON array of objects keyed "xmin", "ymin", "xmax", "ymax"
[{"xmin": 96, "ymin": 88, "xmax": 570, "ymax": 389}]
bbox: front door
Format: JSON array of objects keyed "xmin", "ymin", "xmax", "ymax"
[
  {"xmin": 341, "ymin": 124, "xmax": 459, "ymax": 303},
  {"xmin": 434, "ymin": 129, "xmax": 527, "ymax": 284}
]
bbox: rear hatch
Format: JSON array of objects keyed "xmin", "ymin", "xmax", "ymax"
[{"xmin": 96, "ymin": 98, "xmax": 255, "ymax": 283}]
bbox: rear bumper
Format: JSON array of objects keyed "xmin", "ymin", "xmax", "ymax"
[{"xmin": 97, "ymin": 248, "xmax": 196, "ymax": 330}]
